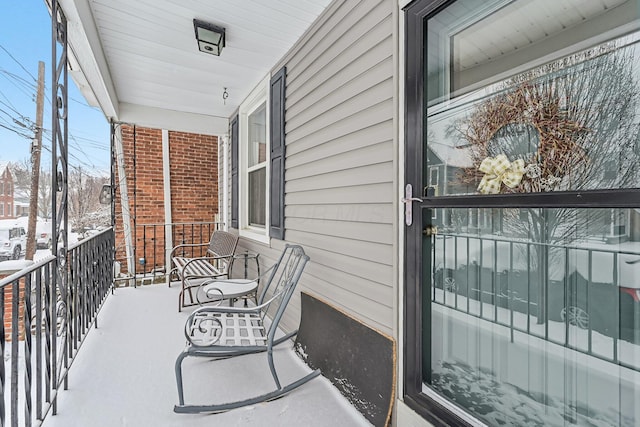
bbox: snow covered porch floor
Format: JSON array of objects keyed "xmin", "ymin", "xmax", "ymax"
[{"xmin": 41, "ymin": 283, "xmax": 372, "ymax": 427}]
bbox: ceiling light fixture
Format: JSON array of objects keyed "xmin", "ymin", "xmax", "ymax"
[{"xmin": 193, "ymin": 19, "xmax": 225, "ymax": 56}]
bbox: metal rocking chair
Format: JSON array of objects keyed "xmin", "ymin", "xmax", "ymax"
[{"xmin": 174, "ymin": 244, "xmax": 321, "ymax": 413}]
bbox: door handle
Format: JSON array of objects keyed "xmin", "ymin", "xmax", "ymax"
[{"xmin": 402, "ymin": 184, "xmax": 423, "ymax": 226}]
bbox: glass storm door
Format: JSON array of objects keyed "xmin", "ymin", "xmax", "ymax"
[{"xmin": 405, "ymin": 0, "xmax": 640, "ymax": 425}]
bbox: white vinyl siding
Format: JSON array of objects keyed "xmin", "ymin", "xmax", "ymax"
[{"xmin": 231, "ymin": 0, "xmax": 396, "ymax": 335}]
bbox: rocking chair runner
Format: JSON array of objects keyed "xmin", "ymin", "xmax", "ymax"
[{"xmin": 174, "ymin": 244, "xmax": 321, "ymax": 413}]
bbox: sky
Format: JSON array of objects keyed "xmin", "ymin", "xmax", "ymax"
[{"xmin": 0, "ymin": 0, "xmax": 110, "ymax": 176}]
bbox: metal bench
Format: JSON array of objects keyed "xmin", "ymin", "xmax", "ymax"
[{"xmin": 170, "ymin": 230, "xmax": 238, "ymax": 311}]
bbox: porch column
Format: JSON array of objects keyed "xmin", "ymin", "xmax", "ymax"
[
  {"xmin": 113, "ymin": 125, "xmax": 135, "ymax": 284},
  {"xmin": 162, "ymin": 129, "xmax": 173, "ymax": 283},
  {"xmin": 220, "ymin": 134, "xmax": 229, "ymax": 230}
]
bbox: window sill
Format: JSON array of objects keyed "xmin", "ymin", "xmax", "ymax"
[{"xmin": 239, "ymin": 227, "xmax": 270, "ymax": 245}]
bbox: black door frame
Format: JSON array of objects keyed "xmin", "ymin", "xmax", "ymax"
[
  {"xmin": 402, "ymin": 0, "xmax": 640, "ymax": 425},
  {"xmin": 404, "ymin": 1, "xmax": 475, "ymax": 425}
]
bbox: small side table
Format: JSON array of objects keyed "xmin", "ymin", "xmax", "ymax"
[{"xmin": 230, "ymin": 251, "xmax": 260, "ymax": 306}]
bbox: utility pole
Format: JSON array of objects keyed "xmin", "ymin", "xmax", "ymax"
[{"xmin": 26, "ymin": 61, "xmax": 45, "ymax": 260}]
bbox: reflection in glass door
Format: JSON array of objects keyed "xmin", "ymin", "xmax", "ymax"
[
  {"xmin": 429, "ymin": 208, "xmax": 640, "ymax": 426},
  {"xmin": 407, "ymin": 0, "xmax": 640, "ymax": 425}
]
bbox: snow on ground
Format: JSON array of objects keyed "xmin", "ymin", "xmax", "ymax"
[
  {"xmin": 431, "ymin": 359, "xmax": 635, "ymax": 427},
  {"xmin": 40, "ymin": 283, "xmax": 372, "ymax": 427},
  {"xmin": 429, "ymin": 290, "xmax": 640, "ymax": 426},
  {"xmin": 433, "ymin": 289, "xmax": 640, "ymax": 371}
]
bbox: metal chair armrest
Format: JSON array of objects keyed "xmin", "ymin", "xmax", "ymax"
[
  {"xmin": 179, "ymin": 254, "xmax": 234, "ymax": 266},
  {"xmin": 195, "ymin": 278, "xmax": 226, "ymax": 307},
  {"xmin": 184, "ymin": 310, "xmax": 223, "ymax": 347},
  {"xmin": 170, "ymin": 242, "xmax": 209, "ymax": 258},
  {"xmin": 179, "ymin": 256, "xmax": 231, "ymax": 279},
  {"xmin": 192, "ymin": 304, "xmax": 262, "ymax": 316}
]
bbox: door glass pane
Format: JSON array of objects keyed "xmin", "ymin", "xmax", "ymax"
[
  {"xmin": 422, "ymin": 1, "xmax": 640, "ymax": 425},
  {"xmin": 427, "ymin": 207, "xmax": 640, "ymax": 426},
  {"xmin": 425, "ymin": 0, "xmax": 640, "ymax": 196},
  {"xmin": 248, "ymin": 103, "xmax": 267, "ymax": 168}
]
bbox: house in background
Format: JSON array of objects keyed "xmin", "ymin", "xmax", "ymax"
[
  {"xmin": 0, "ymin": 162, "xmax": 14, "ymax": 220},
  {"xmin": 12, "ymin": 187, "xmax": 29, "ymax": 217},
  {"xmin": 58, "ymin": 0, "xmax": 640, "ymax": 426}
]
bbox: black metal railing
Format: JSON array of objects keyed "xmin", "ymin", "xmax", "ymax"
[
  {"xmin": 432, "ymin": 232, "xmax": 640, "ymax": 372},
  {"xmin": 0, "ymin": 228, "xmax": 114, "ymax": 427},
  {"xmin": 133, "ymin": 222, "xmax": 223, "ymax": 280}
]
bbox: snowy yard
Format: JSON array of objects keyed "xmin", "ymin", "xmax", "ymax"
[
  {"xmin": 429, "ymin": 289, "xmax": 640, "ymax": 427},
  {"xmin": 433, "ymin": 288, "xmax": 640, "ymax": 369}
]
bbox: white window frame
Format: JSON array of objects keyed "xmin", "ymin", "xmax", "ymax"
[
  {"xmin": 436, "ymin": 0, "xmax": 511, "ymax": 101},
  {"xmin": 220, "ymin": 135, "xmax": 229, "ymax": 232},
  {"xmin": 238, "ymin": 74, "xmax": 270, "ymax": 244}
]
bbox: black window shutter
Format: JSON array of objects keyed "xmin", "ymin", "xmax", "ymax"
[
  {"xmin": 230, "ymin": 115, "xmax": 239, "ymax": 229},
  {"xmin": 269, "ymin": 67, "xmax": 286, "ymax": 240}
]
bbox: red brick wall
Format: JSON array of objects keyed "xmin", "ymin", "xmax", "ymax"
[
  {"xmin": 114, "ymin": 125, "xmax": 218, "ymax": 278},
  {"xmin": 0, "ymin": 166, "xmax": 14, "ymax": 219},
  {"xmin": 168, "ymin": 130, "xmax": 218, "ymax": 223},
  {"xmin": 0, "ymin": 274, "xmax": 25, "ymax": 341}
]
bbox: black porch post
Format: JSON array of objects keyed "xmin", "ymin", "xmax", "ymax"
[{"xmin": 51, "ymin": 0, "xmax": 69, "ymax": 413}]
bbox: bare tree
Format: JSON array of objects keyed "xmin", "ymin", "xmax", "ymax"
[
  {"xmin": 37, "ymin": 169, "xmax": 52, "ymax": 218},
  {"xmin": 9, "ymin": 159, "xmax": 32, "ymax": 189},
  {"xmin": 10, "ymin": 160, "xmax": 53, "ymax": 218},
  {"xmin": 68, "ymin": 167, "xmax": 109, "ymax": 235},
  {"xmin": 446, "ymin": 42, "xmax": 640, "ymax": 325},
  {"xmin": 456, "ymin": 42, "xmax": 640, "ymax": 244}
]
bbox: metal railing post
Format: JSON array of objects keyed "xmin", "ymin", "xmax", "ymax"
[{"xmin": 51, "ymin": 0, "xmax": 70, "ymax": 412}]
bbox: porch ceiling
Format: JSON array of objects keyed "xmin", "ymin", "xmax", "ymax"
[{"xmin": 57, "ymin": 0, "xmax": 331, "ymax": 135}]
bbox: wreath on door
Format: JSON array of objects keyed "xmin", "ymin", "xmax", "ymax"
[{"xmin": 459, "ymin": 82, "xmax": 590, "ymax": 194}]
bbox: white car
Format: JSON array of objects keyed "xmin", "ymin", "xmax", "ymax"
[
  {"xmin": 0, "ymin": 227, "xmax": 27, "ymax": 260},
  {"xmin": 37, "ymin": 230, "xmax": 53, "ymax": 249}
]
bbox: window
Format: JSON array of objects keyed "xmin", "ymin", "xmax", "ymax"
[
  {"xmin": 237, "ymin": 76, "xmax": 269, "ymax": 242},
  {"xmin": 247, "ymin": 102, "xmax": 267, "ymax": 228},
  {"xmin": 426, "ymin": 2, "xmax": 640, "ymax": 195},
  {"xmin": 231, "ymin": 67, "xmax": 287, "ymax": 241},
  {"xmin": 428, "ymin": 166, "xmax": 439, "ymax": 198},
  {"xmin": 0, "ymin": 203, "xmax": 3, "ymax": 217}
]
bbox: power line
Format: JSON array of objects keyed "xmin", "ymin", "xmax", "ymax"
[
  {"xmin": 0, "ymin": 44, "xmax": 37, "ymax": 82},
  {"xmin": 2, "ymin": 64, "xmax": 95, "ymax": 111},
  {"xmin": 0, "ymin": 122, "xmax": 32, "ymax": 139},
  {"xmin": 0, "ymin": 97, "xmax": 22, "ymax": 116},
  {"xmin": 0, "ymin": 46, "xmax": 109, "ymax": 175},
  {"xmin": 43, "ymin": 128, "xmax": 109, "ymax": 156},
  {"xmin": 0, "ymin": 69, "xmax": 36, "ymax": 99},
  {"xmin": 69, "ymin": 95, "xmax": 100, "ymax": 109},
  {"xmin": 41, "ymin": 133, "xmax": 108, "ymax": 176},
  {"xmin": 0, "ymin": 68, "xmax": 37, "ymax": 90},
  {"xmin": 69, "ymin": 133, "xmax": 97, "ymax": 169}
]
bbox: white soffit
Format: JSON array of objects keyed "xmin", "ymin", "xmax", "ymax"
[
  {"xmin": 59, "ymin": 0, "xmax": 331, "ymax": 134},
  {"xmin": 453, "ymin": 0, "xmax": 630, "ymax": 71}
]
